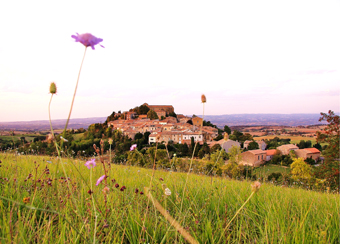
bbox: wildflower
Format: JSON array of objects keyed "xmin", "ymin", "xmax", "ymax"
[
  {"xmin": 84, "ymin": 158, "xmax": 96, "ymax": 169},
  {"xmin": 164, "ymin": 188, "xmax": 171, "ymax": 196},
  {"xmin": 120, "ymin": 186, "xmax": 125, "ymax": 191},
  {"xmin": 71, "ymin": 33, "xmax": 104, "ymax": 50},
  {"xmin": 102, "ymin": 186, "xmax": 110, "ymax": 194},
  {"xmin": 108, "ymin": 138, "xmax": 113, "ymax": 145},
  {"xmin": 135, "ymin": 188, "xmax": 139, "ymax": 194},
  {"xmin": 251, "ymin": 181, "xmax": 261, "ymax": 193},
  {"xmin": 115, "ymin": 183, "xmax": 119, "ymax": 188},
  {"xmin": 201, "ymin": 94, "xmax": 207, "ymax": 103},
  {"xmin": 130, "ymin": 144, "xmax": 137, "ymax": 151},
  {"xmin": 87, "ymin": 189, "xmax": 93, "ymax": 195},
  {"xmin": 49, "ymin": 82, "xmax": 57, "ymax": 94},
  {"xmin": 23, "ymin": 197, "xmax": 30, "ymax": 204},
  {"xmin": 159, "ymin": 177, "xmax": 164, "ymax": 181},
  {"xmin": 96, "ymin": 175, "xmax": 106, "ymax": 186},
  {"xmin": 140, "ymin": 191, "xmax": 144, "ymax": 195}
]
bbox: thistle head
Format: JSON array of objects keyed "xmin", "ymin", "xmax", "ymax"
[
  {"xmin": 201, "ymin": 94, "xmax": 206, "ymax": 103},
  {"xmin": 251, "ymin": 181, "xmax": 261, "ymax": 193},
  {"xmin": 49, "ymin": 82, "xmax": 57, "ymax": 94}
]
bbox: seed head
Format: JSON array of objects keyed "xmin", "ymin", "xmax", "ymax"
[
  {"xmin": 102, "ymin": 186, "xmax": 110, "ymax": 194},
  {"xmin": 201, "ymin": 94, "xmax": 206, "ymax": 103},
  {"xmin": 164, "ymin": 188, "xmax": 171, "ymax": 196},
  {"xmin": 49, "ymin": 82, "xmax": 57, "ymax": 94},
  {"xmin": 251, "ymin": 181, "xmax": 261, "ymax": 193},
  {"xmin": 108, "ymin": 138, "xmax": 113, "ymax": 145},
  {"xmin": 23, "ymin": 197, "xmax": 30, "ymax": 204}
]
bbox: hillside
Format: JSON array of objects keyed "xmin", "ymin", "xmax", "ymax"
[
  {"xmin": 0, "ymin": 113, "xmax": 329, "ymax": 131},
  {"xmin": 201, "ymin": 113, "xmax": 328, "ymax": 127}
]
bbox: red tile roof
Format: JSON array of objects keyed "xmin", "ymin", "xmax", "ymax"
[
  {"xmin": 304, "ymin": 148, "xmax": 321, "ymax": 153},
  {"xmin": 266, "ymin": 149, "xmax": 277, "ymax": 156}
]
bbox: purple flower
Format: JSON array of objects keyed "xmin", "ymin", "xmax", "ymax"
[
  {"xmin": 96, "ymin": 175, "xmax": 106, "ymax": 186},
  {"xmin": 130, "ymin": 144, "xmax": 137, "ymax": 151},
  {"xmin": 84, "ymin": 158, "xmax": 96, "ymax": 169},
  {"xmin": 71, "ymin": 33, "xmax": 104, "ymax": 50}
]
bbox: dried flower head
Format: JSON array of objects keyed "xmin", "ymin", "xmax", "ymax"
[
  {"xmin": 49, "ymin": 82, "xmax": 57, "ymax": 94},
  {"xmin": 108, "ymin": 138, "xmax": 113, "ymax": 145},
  {"xmin": 71, "ymin": 33, "xmax": 104, "ymax": 50},
  {"xmin": 201, "ymin": 94, "xmax": 207, "ymax": 103},
  {"xmin": 102, "ymin": 186, "xmax": 110, "ymax": 194},
  {"xmin": 251, "ymin": 181, "xmax": 261, "ymax": 192},
  {"xmin": 164, "ymin": 188, "xmax": 171, "ymax": 196}
]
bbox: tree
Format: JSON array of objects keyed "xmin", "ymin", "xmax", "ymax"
[
  {"xmin": 248, "ymin": 141, "xmax": 259, "ymax": 150},
  {"xmin": 313, "ymin": 142, "xmax": 322, "ymax": 151},
  {"xmin": 315, "ymin": 110, "xmax": 340, "ymax": 189},
  {"xmin": 169, "ymin": 112, "xmax": 177, "ymax": 118},
  {"xmin": 297, "ymin": 140, "xmax": 306, "ymax": 149},
  {"xmin": 147, "ymin": 110, "xmax": 159, "ymax": 120},
  {"xmin": 224, "ymin": 125, "xmax": 231, "ymax": 135},
  {"xmin": 290, "ymin": 158, "xmax": 312, "ymax": 180}
]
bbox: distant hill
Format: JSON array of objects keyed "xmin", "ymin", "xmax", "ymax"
[
  {"xmin": 198, "ymin": 114, "xmax": 328, "ymax": 128},
  {"xmin": 0, "ymin": 117, "xmax": 107, "ymax": 131},
  {"xmin": 0, "ymin": 113, "xmax": 330, "ymax": 131}
]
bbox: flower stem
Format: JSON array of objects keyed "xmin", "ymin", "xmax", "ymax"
[
  {"xmin": 63, "ymin": 46, "xmax": 87, "ymax": 135},
  {"xmin": 218, "ymin": 191, "xmax": 255, "ymax": 243}
]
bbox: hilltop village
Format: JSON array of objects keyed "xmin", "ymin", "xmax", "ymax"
[
  {"xmin": 106, "ymin": 103, "xmax": 322, "ymax": 167},
  {"xmin": 107, "ymin": 103, "xmax": 219, "ymax": 145}
]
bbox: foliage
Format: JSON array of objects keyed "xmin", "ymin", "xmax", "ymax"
[
  {"xmin": 315, "ymin": 110, "xmax": 340, "ymax": 189},
  {"xmin": 147, "ymin": 110, "xmax": 159, "ymax": 120},
  {"xmin": 290, "ymin": 158, "xmax": 312, "ymax": 180},
  {"xmin": 297, "ymin": 140, "xmax": 312, "ymax": 149},
  {"xmin": 264, "ymin": 137, "xmax": 291, "ymax": 149},
  {"xmin": 229, "ymin": 130, "xmax": 253, "ymax": 143},
  {"xmin": 247, "ymin": 141, "xmax": 259, "ymax": 150},
  {"xmin": 168, "ymin": 112, "xmax": 177, "ymax": 118},
  {"xmin": 223, "ymin": 125, "xmax": 231, "ymax": 135}
]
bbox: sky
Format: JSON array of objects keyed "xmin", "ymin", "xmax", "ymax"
[{"xmin": 0, "ymin": 0, "xmax": 339, "ymax": 122}]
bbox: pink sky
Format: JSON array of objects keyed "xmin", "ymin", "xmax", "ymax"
[{"xmin": 0, "ymin": 0, "xmax": 339, "ymax": 122}]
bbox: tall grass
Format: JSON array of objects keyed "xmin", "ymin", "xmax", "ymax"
[{"xmin": 0, "ymin": 153, "xmax": 339, "ymax": 243}]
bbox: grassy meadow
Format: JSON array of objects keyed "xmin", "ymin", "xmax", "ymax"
[{"xmin": 0, "ymin": 153, "xmax": 339, "ymax": 243}]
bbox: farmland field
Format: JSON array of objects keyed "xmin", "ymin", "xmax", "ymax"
[
  {"xmin": 0, "ymin": 153, "xmax": 339, "ymax": 243},
  {"xmin": 254, "ymin": 135, "xmax": 317, "ymax": 144}
]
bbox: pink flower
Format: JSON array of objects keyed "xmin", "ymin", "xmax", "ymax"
[
  {"xmin": 96, "ymin": 175, "xmax": 106, "ymax": 186},
  {"xmin": 84, "ymin": 158, "xmax": 96, "ymax": 169},
  {"xmin": 130, "ymin": 144, "xmax": 137, "ymax": 151},
  {"xmin": 71, "ymin": 33, "xmax": 104, "ymax": 50}
]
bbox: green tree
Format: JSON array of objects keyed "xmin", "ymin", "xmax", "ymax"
[
  {"xmin": 169, "ymin": 112, "xmax": 177, "ymax": 118},
  {"xmin": 138, "ymin": 104, "xmax": 150, "ymax": 115},
  {"xmin": 224, "ymin": 125, "xmax": 231, "ymax": 135},
  {"xmin": 210, "ymin": 144, "xmax": 221, "ymax": 153},
  {"xmin": 297, "ymin": 140, "xmax": 306, "ymax": 149},
  {"xmin": 315, "ymin": 110, "xmax": 340, "ymax": 189},
  {"xmin": 248, "ymin": 141, "xmax": 259, "ymax": 150},
  {"xmin": 147, "ymin": 110, "xmax": 159, "ymax": 120},
  {"xmin": 290, "ymin": 158, "xmax": 312, "ymax": 180}
]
